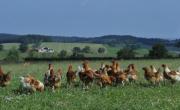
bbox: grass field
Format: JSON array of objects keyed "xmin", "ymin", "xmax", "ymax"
[
  {"xmin": 2, "ymin": 42, "xmax": 105, "ymax": 52},
  {"xmin": 0, "ymin": 59, "xmax": 180, "ymax": 110},
  {"xmin": 2, "ymin": 42, "xmax": 150, "ymax": 58}
]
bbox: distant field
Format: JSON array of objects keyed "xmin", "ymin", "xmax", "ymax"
[
  {"xmin": 0, "ymin": 59, "xmax": 180, "ymax": 110},
  {"xmin": 3, "ymin": 42, "xmax": 105, "ymax": 51},
  {"xmin": 2, "ymin": 42, "xmax": 108, "ymax": 57},
  {"xmin": 2, "ymin": 42, "xmax": 152, "ymax": 58},
  {"xmin": 3, "ymin": 43, "xmax": 20, "ymax": 50}
]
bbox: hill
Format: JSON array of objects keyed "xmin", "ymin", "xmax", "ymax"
[{"xmin": 0, "ymin": 33, "xmax": 178, "ymax": 47}]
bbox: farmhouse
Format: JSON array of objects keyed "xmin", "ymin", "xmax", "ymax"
[{"xmin": 35, "ymin": 47, "xmax": 54, "ymax": 53}]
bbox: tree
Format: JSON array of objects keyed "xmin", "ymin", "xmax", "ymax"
[
  {"xmin": 72, "ymin": 47, "xmax": 81, "ymax": 53},
  {"xmin": 82, "ymin": 46, "xmax": 91, "ymax": 53},
  {"xmin": 175, "ymin": 41, "xmax": 180, "ymax": 48},
  {"xmin": 71, "ymin": 52, "xmax": 84, "ymax": 58},
  {"xmin": 58, "ymin": 50, "xmax": 67, "ymax": 58},
  {"xmin": 4, "ymin": 47, "xmax": 22, "ymax": 62},
  {"xmin": 117, "ymin": 47, "xmax": 136, "ymax": 59},
  {"xmin": 98, "ymin": 48, "xmax": 105, "ymax": 54},
  {"xmin": 148, "ymin": 43, "xmax": 168, "ymax": 58},
  {"xmin": 28, "ymin": 50, "xmax": 38, "ymax": 58},
  {"xmin": 32, "ymin": 41, "xmax": 41, "ymax": 49},
  {"xmin": 19, "ymin": 43, "xmax": 28, "ymax": 52},
  {"xmin": 0, "ymin": 44, "xmax": 3, "ymax": 51},
  {"xmin": 71, "ymin": 47, "xmax": 84, "ymax": 58}
]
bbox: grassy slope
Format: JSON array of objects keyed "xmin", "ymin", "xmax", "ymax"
[
  {"xmin": 0, "ymin": 59, "xmax": 180, "ymax": 110},
  {"xmin": 2, "ymin": 42, "xmax": 178, "ymax": 58},
  {"xmin": 2, "ymin": 42, "xmax": 108, "ymax": 57},
  {"xmin": 2, "ymin": 42, "xmax": 150, "ymax": 58},
  {"xmin": 105, "ymin": 45, "xmax": 149, "ymax": 57}
]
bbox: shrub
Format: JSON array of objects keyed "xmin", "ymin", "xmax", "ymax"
[
  {"xmin": 175, "ymin": 41, "xmax": 180, "ymax": 48},
  {"xmin": 4, "ymin": 47, "xmax": 22, "ymax": 62},
  {"xmin": 148, "ymin": 43, "xmax": 168, "ymax": 58},
  {"xmin": 32, "ymin": 41, "xmax": 41, "ymax": 49},
  {"xmin": 117, "ymin": 47, "xmax": 136, "ymax": 59},
  {"xmin": 98, "ymin": 48, "xmax": 105, "ymax": 54},
  {"xmin": 0, "ymin": 44, "xmax": 3, "ymax": 51},
  {"xmin": 58, "ymin": 50, "xmax": 67, "ymax": 58},
  {"xmin": 19, "ymin": 43, "xmax": 28, "ymax": 53},
  {"xmin": 71, "ymin": 47, "xmax": 84, "ymax": 58},
  {"xmin": 71, "ymin": 52, "xmax": 84, "ymax": 58},
  {"xmin": 72, "ymin": 47, "xmax": 81, "ymax": 53},
  {"xmin": 82, "ymin": 46, "xmax": 91, "ymax": 53}
]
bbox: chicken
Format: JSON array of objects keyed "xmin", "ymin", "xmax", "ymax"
[
  {"xmin": 162, "ymin": 64, "xmax": 180, "ymax": 83},
  {"xmin": 54, "ymin": 67, "xmax": 62, "ymax": 89},
  {"xmin": 142, "ymin": 67, "xmax": 162, "ymax": 85},
  {"xmin": 78, "ymin": 61, "xmax": 94, "ymax": 89},
  {"xmin": 66, "ymin": 64, "xmax": 77, "ymax": 86},
  {"xmin": 0, "ymin": 66, "xmax": 11, "ymax": 87},
  {"xmin": 44, "ymin": 64, "xmax": 62, "ymax": 91},
  {"xmin": 44, "ymin": 64, "xmax": 53, "ymax": 87},
  {"xmin": 115, "ymin": 71, "xmax": 128, "ymax": 86},
  {"xmin": 96, "ymin": 74, "xmax": 112, "ymax": 87},
  {"xmin": 124, "ymin": 64, "xmax": 138, "ymax": 83},
  {"xmin": 93, "ymin": 67, "xmax": 113, "ymax": 87},
  {"xmin": 104, "ymin": 61, "xmax": 128, "ymax": 85},
  {"xmin": 49, "ymin": 68, "xmax": 62, "ymax": 90},
  {"xmin": 20, "ymin": 75, "xmax": 44, "ymax": 93},
  {"xmin": 150, "ymin": 65, "xmax": 163, "ymax": 82},
  {"xmin": 106, "ymin": 60, "xmax": 119, "ymax": 76}
]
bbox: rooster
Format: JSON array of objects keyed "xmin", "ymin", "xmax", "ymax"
[
  {"xmin": 162, "ymin": 64, "xmax": 180, "ymax": 83},
  {"xmin": 0, "ymin": 66, "xmax": 11, "ymax": 87}
]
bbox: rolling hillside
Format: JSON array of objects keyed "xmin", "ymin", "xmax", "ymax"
[
  {"xmin": 0, "ymin": 33, "xmax": 178, "ymax": 47},
  {"xmin": 1, "ymin": 42, "xmax": 149, "ymax": 59}
]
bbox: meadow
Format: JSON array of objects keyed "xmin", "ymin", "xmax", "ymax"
[
  {"xmin": 1, "ymin": 42, "xmax": 149, "ymax": 59},
  {"xmin": 0, "ymin": 59, "xmax": 180, "ymax": 110}
]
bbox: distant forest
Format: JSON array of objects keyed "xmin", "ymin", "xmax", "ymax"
[{"xmin": 0, "ymin": 33, "xmax": 179, "ymax": 47}]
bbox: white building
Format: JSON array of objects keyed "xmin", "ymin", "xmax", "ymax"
[{"xmin": 35, "ymin": 47, "xmax": 54, "ymax": 53}]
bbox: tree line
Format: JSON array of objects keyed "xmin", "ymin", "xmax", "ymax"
[{"xmin": 0, "ymin": 40, "xmax": 179, "ymax": 62}]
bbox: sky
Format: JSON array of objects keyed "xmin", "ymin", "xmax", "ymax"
[{"xmin": 0, "ymin": 0, "xmax": 180, "ymax": 39}]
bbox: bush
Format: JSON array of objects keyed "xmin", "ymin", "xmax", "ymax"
[
  {"xmin": 72, "ymin": 47, "xmax": 81, "ymax": 53},
  {"xmin": 98, "ymin": 48, "xmax": 105, "ymax": 54},
  {"xmin": 82, "ymin": 46, "xmax": 91, "ymax": 53},
  {"xmin": 28, "ymin": 50, "xmax": 39, "ymax": 58},
  {"xmin": 175, "ymin": 41, "xmax": 180, "ymax": 48},
  {"xmin": 58, "ymin": 50, "xmax": 67, "ymax": 58},
  {"xmin": 32, "ymin": 41, "xmax": 41, "ymax": 49},
  {"xmin": 117, "ymin": 47, "xmax": 136, "ymax": 59},
  {"xmin": 71, "ymin": 47, "xmax": 84, "ymax": 58},
  {"xmin": 19, "ymin": 43, "xmax": 28, "ymax": 53},
  {"xmin": 71, "ymin": 52, "xmax": 84, "ymax": 58},
  {"xmin": 4, "ymin": 47, "xmax": 22, "ymax": 62},
  {"xmin": 0, "ymin": 44, "xmax": 3, "ymax": 51},
  {"xmin": 148, "ymin": 43, "xmax": 168, "ymax": 58}
]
